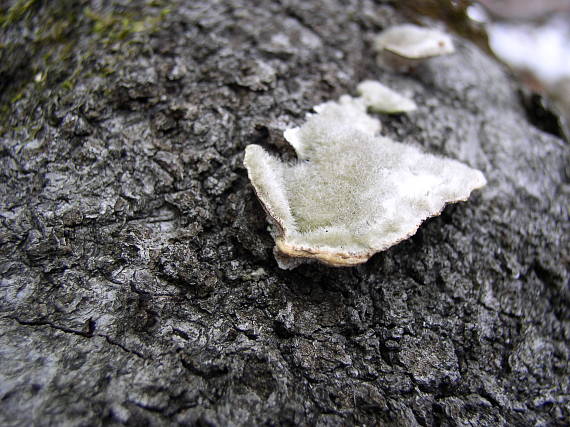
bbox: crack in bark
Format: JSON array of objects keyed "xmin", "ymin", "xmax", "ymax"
[
  {"xmin": 7, "ymin": 316, "xmax": 146, "ymax": 359},
  {"xmin": 9, "ymin": 316, "xmax": 94, "ymax": 337},
  {"xmin": 98, "ymin": 334, "xmax": 146, "ymax": 360}
]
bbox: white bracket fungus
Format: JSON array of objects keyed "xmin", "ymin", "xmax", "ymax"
[
  {"xmin": 374, "ymin": 24, "xmax": 455, "ymax": 71},
  {"xmin": 244, "ymin": 82, "xmax": 486, "ymax": 269},
  {"xmin": 357, "ymin": 80, "xmax": 417, "ymax": 113}
]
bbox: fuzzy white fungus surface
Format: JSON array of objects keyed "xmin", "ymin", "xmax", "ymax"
[{"xmin": 244, "ymin": 82, "xmax": 485, "ymax": 267}]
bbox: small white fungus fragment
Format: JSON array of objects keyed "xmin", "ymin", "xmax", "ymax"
[
  {"xmin": 357, "ymin": 80, "xmax": 417, "ymax": 113},
  {"xmin": 244, "ymin": 83, "xmax": 485, "ymax": 268},
  {"xmin": 374, "ymin": 24, "xmax": 455, "ymax": 59}
]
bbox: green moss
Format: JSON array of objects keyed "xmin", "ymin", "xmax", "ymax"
[
  {"xmin": 11, "ymin": 91, "xmax": 24, "ymax": 103},
  {"xmin": 101, "ymin": 66, "xmax": 116, "ymax": 76},
  {"xmin": 60, "ymin": 79, "xmax": 75, "ymax": 91},
  {"xmin": 84, "ymin": 6, "xmax": 169, "ymax": 45},
  {"xmin": 0, "ymin": 0, "xmax": 39, "ymax": 27},
  {"xmin": 0, "ymin": 1, "xmax": 170, "ymax": 136}
]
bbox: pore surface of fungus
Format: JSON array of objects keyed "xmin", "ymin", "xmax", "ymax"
[{"xmin": 244, "ymin": 85, "xmax": 485, "ymax": 268}]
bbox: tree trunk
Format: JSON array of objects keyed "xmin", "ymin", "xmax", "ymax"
[{"xmin": 1, "ymin": 0, "xmax": 568, "ymax": 425}]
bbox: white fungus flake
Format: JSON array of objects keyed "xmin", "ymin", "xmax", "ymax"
[
  {"xmin": 244, "ymin": 81, "xmax": 486, "ymax": 268},
  {"xmin": 357, "ymin": 80, "xmax": 417, "ymax": 113},
  {"xmin": 374, "ymin": 24, "xmax": 455, "ymax": 71},
  {"xmin": 374, "ymin": 24, "xmax": 455, "ymax": 59}
]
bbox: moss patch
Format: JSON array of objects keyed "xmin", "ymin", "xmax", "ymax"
[
  {"xmin": 0, "ymin": 1, "xmax": 170, "ymax": 135},
  {"xmin": 0, "ymin": 0, "xmax": 39, "ymax": 27}
]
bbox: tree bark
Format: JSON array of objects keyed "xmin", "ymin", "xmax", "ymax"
[{"xmin": 1, "ymin": 0, "xmax": 568, "ymax": 425}]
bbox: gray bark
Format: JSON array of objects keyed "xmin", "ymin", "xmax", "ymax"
[{"xmin": 1, "ymin": 0, "xmax": 568, "ymax": 425}]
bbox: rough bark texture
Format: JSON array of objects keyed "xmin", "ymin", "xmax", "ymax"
[{"xmin": 1, "ymin": 1, "xmax": 569, "ymax": 425}]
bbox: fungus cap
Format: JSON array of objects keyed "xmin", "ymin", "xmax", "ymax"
[
  {"xmin": 374, "ymin": 24, "xmax": 455, "ymax": 59},
  {"xmin": 244, "ymin": 85, "xmax": 485, "ymax": 269},
  {"xmin": 357, "ymin": 80, "xmax": 417, "ymax": 113}
]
